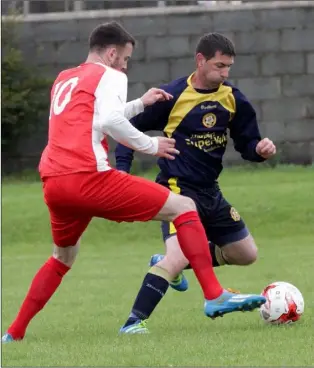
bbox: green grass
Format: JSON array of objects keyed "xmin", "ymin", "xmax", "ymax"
[{"xmin": 2, "ymin": 166, "xmax": 314, "ymax": 366}]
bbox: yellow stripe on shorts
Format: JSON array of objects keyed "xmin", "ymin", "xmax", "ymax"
[{"xmin": 168, "ymin": 178, "xmax": 180, "ymax": 235}]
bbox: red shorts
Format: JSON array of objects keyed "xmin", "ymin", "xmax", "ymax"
[{"xmin": 43, "ymin": 170, "xmax": 170, "ymax": 247}]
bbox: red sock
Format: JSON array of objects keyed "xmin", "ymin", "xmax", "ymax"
[
  {"xmin": 8, "ymin": 257, "xmax": 70, "ymax": 340},
  {"xmin": 174, "ymin": 211, "xmax": 223, "ymax": 300}
]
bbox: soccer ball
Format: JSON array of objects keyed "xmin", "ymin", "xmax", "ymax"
[{"xmin": 259, "ymin": 281, "xmax": 304, "ymax": 325}]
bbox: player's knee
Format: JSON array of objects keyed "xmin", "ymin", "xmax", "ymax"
[
  {"xmin": 176, "ymin": 195, "xmax": 196, "ymax": 215},
  {"xmin": 241, "ymin": 247, "xmax": 258, "ymax": 265},
  {"xmin": 238, "ymin": 243, "xmax": 258, "ymax": 265},
  {"xmin": 245, "ymin": 238, "xmax": 258, "ymax": 264},
  {"xmin": 223, "ymin": 235, "xmax": 258, "ymax": 266},
  {"xmin": 157, "ymin": 192, "xmax": 197, "ymax": 222},
  {"xmin": 52, "ymin": 242, "xmax": 79, "ymax": 267}
]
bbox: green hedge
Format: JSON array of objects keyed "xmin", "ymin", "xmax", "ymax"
[{"xmin": 1, "ymin": 19, "xmax": 51, "ymax": 157}]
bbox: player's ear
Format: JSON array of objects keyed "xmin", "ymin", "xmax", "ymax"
[
  {"xmin": 113, "ymin": 47, "xmax": 119, "ymax": 56},
  {"xmin": 107, "ymin": 46, "xmax": 117, "ymax": 62},
  {"xmin": 196, "ymin": 53, "xmax": 206, "ymax": 68}
]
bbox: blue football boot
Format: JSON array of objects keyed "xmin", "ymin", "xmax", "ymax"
[
  {"xmin": 2, "ymin": 333, "xmax": 15, "ymax": 344},
  {"xmin": 204, "ymin": 289, "xmax": 266, "ymax": 319}
]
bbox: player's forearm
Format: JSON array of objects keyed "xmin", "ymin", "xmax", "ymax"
[
  {"xmin": 100, "ymin": 112, "xmax": 158, "ymax": 155},
  {"xmin": 124, "ymin": 98, "xmax": 144, "ymax": 120}
]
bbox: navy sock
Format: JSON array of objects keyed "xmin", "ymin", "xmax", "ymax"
[{"xmin": 124, "ymin": 273, "xmax": 169, "ymax": 327}]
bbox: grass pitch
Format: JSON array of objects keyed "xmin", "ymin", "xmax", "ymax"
[{"xmin": 2, "ymin": 166, "xmax": 314, "ymax": 366}]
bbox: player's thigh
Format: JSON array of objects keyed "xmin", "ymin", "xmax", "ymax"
[
  {"xmin": 154, "ymin": 191, "xmax": 196, "ymax": 222},
  {"xmin": 43, "ymin": 176, "xmax": 92, "ymax": 248},
  {"xmin": 159, "ymin": 181, "xmax": 199, "ymax": 239},
  {"xmin": 89, "ymin": 170, "xmax": 171, "ymax": 222},
  {"xmin": 48, "ymin": 206, "xmax": 91, "ymax": 248},
  {"xmin": 222, "ymin": 234, "xmax": 258, "ymax": 265},
  {"xmin": 204, "ymin": 195, "xmax": 256, "ymax": 261}
]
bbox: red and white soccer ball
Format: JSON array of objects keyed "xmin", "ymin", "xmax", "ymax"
[{"xmin": 259, "ymin": 281, "xmax": 304, "ymax": 325}]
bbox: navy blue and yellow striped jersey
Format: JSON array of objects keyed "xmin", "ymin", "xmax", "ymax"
[{"xmin": 115, "ymin": 73, "xmax": 265, "ymax": 185}]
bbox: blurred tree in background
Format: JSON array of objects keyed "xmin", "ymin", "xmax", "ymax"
[{"xmin": 1, "ymin": 18, "xmax": 50, "ymax": 161}]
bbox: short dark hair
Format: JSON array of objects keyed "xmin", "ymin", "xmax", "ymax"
[
  {"xmin": 89, "ymin": 21, "xmax": 135, "ymax": 51},
  {"xmin": 195, "ymin": 32, "xmax": 236, "ymax": 60}
]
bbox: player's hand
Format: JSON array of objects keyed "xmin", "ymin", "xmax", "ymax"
[
  {"xmin": 141, "ymin": 88, "xmax": 173, "ymax": 107},
  {"xmin": 155, "ymin": 137, "xmax": 179, "ymax": 160},
  {"xmin": 256, "ymin": 138, "xmax": 276, "ymax": 159}
]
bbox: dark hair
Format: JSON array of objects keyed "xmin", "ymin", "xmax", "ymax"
[
  {"xmin": 89, "ymin": 21, "xmax": 135, "ymax": 51},
  {"xmin": 196, "ymin": 32, "xmax": 235, "ymax": 60}
]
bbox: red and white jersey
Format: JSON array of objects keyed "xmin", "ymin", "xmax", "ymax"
[{"xmin": 39, "ymin": 62, "xmax": 156, "ymax": 179}]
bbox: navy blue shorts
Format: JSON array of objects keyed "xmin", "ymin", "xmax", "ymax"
[{"xmin": 157, "ymin": 174, "xmax": 249, "ymax": 247}]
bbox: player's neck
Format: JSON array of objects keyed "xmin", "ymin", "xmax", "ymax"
[
  {"xmin": 85, "ymin": 52, "xmax": 110, "ymax": 67},
  {"xmin": 191, "ymin": 71, "xmax": 219, "ymax": 91}
]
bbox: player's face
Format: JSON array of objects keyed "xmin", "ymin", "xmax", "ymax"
[
  {"xmin": 110, "ymin": 42, "xmax": 134, "ymax": 73},
  {"xmin": 197, "ymin": 51, "xmax": 234, "ymax": 87}
]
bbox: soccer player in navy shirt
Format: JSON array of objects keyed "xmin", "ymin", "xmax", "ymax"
[{"xmin": 116, "ymin": 32, "xmax": 276, "ymax": 334}]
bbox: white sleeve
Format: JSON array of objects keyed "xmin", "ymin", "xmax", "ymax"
[
  {"xmin": 94, "ymin": 68, "xmax": 158, "ymax": 155},
  {"xmin": 124, "ymin": 98, "xmax": 144, "ymax": 120}
]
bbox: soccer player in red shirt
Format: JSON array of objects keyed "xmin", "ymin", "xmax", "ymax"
[{"xmin": 2, "ymin": 22, "xmax": 266, "ymax": 342}]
